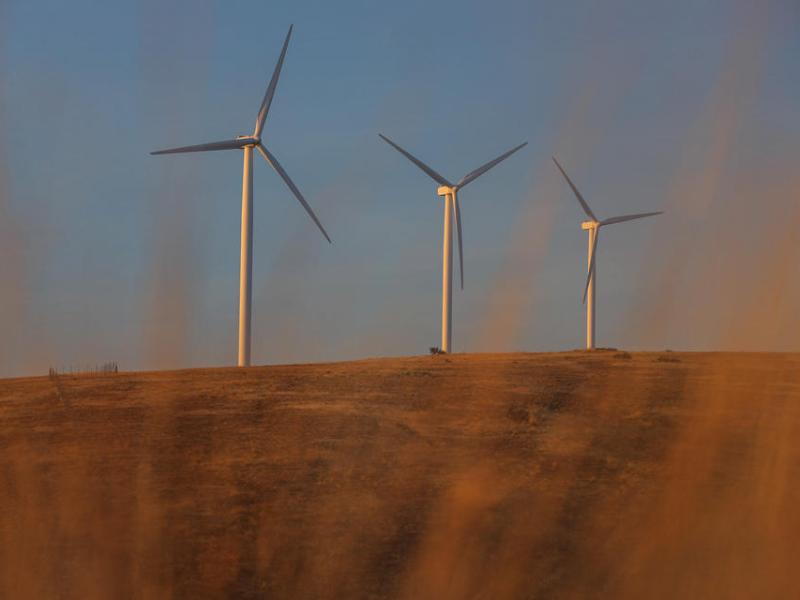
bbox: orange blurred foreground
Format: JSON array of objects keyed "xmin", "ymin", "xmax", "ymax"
[{"xmin": 1, "ymin": 351, "xmax": 798, "ymax": 598}]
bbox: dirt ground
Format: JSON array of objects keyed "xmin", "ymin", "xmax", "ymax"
[{"xmin": 1, "ymin": 351, "xmax": 798, "ymax": 599}]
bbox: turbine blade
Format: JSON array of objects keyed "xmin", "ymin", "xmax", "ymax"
[
  {"xmin": 583, "ymin": 229, "xmax": 599, "ymax": 304},
  {"xmin": 552, "ymin": 157, "xmax": 597, "ymax": 221},
  {"xmin": 150, "ymin": 138, "xmax": 249, "ymax": 155},
  {"xmin": 456, "ymin": 142, "xmax": 527, "ymax": 189},
  {"xmin": 453, "ymin": 193, "xmax": 464, "ymax": 290},
  {"xmin": 378, "ymin": 134, "xmax": 452, "ymax": 187},
  {"xmin": 257, "ymin": 144, "xmax": 332, "ymax": 243},
  {"xmin": 254, "ymin": 25, "xmax": 293, "ymax": 138},
  {"xmin": 600, "ymin": 211, "xmax": 663, "ymax": 226}
]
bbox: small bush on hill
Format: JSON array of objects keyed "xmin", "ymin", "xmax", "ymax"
[{"xmin": 656, "ymin": 355, "xmax": 681, "ymax": 363}]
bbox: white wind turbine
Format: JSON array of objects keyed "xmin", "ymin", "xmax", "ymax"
[
  {"xmin": 552, "ymin": 157, "xmax": 662, "ymax": 350},
  {"xmin": 380, "ymin": 134, "xmax": 527, "ymax": 353},
  {"xmin": 151, "ymin": 25, "xmax": 331, "ymax": 367}
]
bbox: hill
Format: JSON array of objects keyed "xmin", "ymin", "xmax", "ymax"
[{"xmin": 1, "ymin": 351, "xmax": 799, "ymax": 599}]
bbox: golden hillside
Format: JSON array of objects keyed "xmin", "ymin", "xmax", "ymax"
[{"xmin": 1, "ymin": 352, "xmax": 798, "ymax": 598}]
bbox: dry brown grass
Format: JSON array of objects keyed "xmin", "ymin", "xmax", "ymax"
[{"xmin": 1, "ymin": 351, "xmax": 798, "ymax": 598}]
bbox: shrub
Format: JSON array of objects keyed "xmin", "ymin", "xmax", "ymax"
[{"xmin": 656, "ymin": 355, "xmax": 681, "ymax": 363}]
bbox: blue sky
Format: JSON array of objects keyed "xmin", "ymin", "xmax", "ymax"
[{"xmin": 1, "ymin": 0, "xmax": 799, "ymax": 376}]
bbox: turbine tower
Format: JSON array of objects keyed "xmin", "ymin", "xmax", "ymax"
[
  {"xmin": 552, "ymin": 157, "xmax": 662, "ymax": 350},
  {"xmin": 151, "ymin": 26, "xmax": 331, "ymax": 367},
  {"xmin": 379, "ymin": 134, "xmax": 527, "ymax": 353}
]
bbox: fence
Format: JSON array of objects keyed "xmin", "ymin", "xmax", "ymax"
[{"xmin": 48, "ymin": 362, "xmax": 119, "ymax": 376}]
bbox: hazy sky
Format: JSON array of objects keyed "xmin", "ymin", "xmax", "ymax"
[{"xmin": 1, "ymin": 0, "xmax": 798, "ymax": 376}]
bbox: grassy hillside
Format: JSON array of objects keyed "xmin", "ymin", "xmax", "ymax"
[{"xmin": 1, "ymin": 352, "xmax": 799, "ymax": 599}]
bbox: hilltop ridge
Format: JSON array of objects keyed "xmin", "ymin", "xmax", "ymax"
[{"xmin": 1, "ymin": 351, "xmax": 799, "ymax": 598}]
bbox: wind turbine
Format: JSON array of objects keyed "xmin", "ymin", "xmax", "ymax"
[
  {"xmin": 151, "ymin": 25, "xmax": 331, "ymax": 367},
  {"xmin": 552, "ymin": 157, "xmax": 662, "ymax": 350},
  {"xmin": 379, "ymin": 134, "xmax": 527, "ymax": 353}
]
